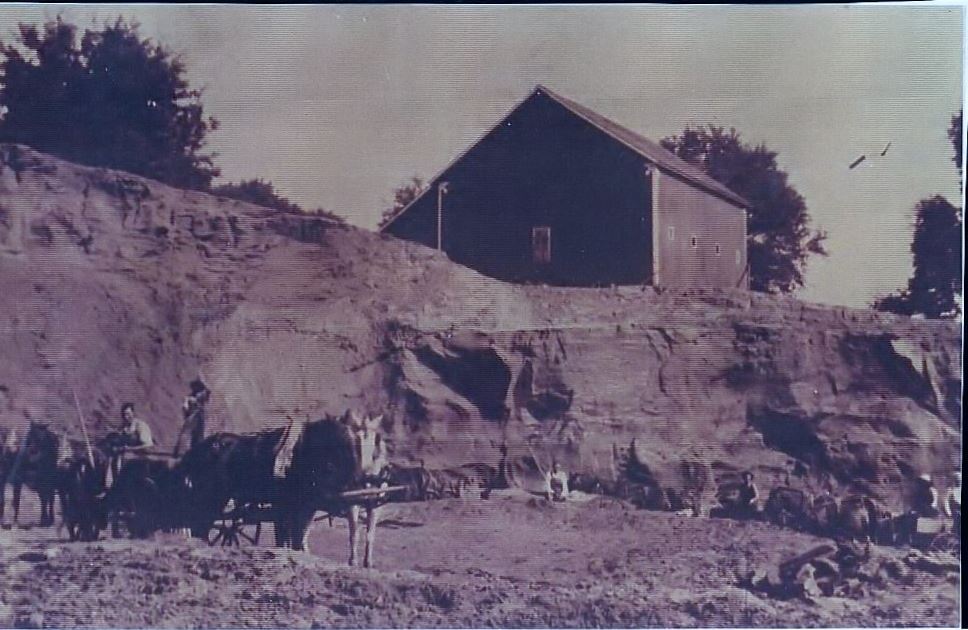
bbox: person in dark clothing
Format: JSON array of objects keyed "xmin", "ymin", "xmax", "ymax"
[
  {"xmin": 913, "ymin": 473, "xmax": 940, "ymax": 517},
  {"xmin": 174, "ymin": 379, "xmax": 210, "ymax": 456},
  {"xmin": 738, "ymin": 472, "xmax": 759, "ymax": 516}
]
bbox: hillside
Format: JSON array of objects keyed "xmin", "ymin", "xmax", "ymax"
[{"xmin": 0, "ymin": 143, "xmax": 961, "ymax": 510}]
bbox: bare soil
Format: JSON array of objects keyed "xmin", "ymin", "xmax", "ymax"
[{"xmin": 0, "ymin": 492, "xmax": 959, "ymax": 628}]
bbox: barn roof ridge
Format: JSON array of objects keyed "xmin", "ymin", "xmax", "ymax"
[
  {"xmin": 533, "ymin": 84, "xmax": 749, "ymax": 208},
  {"xmin": 380, "ymin": 84, "xmax": 748, "ymax": 232}
]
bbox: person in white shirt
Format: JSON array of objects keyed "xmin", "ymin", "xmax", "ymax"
[
  {"xmin": 109, "ymin": 403, "xmax": 154, "ymax": 481},
  {"xmin": 943, "ymin": 472, "xmax": 960, "ymax": 533},
  {"xmin": 545, "ymin": 460, "xmax": 569, "ymax": 502}
]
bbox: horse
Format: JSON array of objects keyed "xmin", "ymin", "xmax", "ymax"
[
  {"xmin": 0, "ymin": 426, "xmax": 19, "ymax": 523},
  {"xmin": 178, "ymin": 410, "xmax": 389, "ymax": 567},
  {"xmin": 100, "ymin": 456, "xmax": 191, "ymax": 539},
  {"xmin": 2, "ymin": 422, "xmax": 66, "ymax": 527},
  {"xmin": 59, "ymin": 455, "xmax": 110, "ymax": 541}
]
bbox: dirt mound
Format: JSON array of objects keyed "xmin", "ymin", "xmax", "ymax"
[
  {"xmin": 0, "ymin": 495, "xmax": 959, "ymax": 628},
  {"xmin": 0, "ymin": 143, "xmax": 961, "ymax": 510}
]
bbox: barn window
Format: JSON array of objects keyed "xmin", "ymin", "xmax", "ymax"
[
  {"xmin": 690, "ymin": 235, "xmax": 698, "ymax": 249},
  {"xmin": 532, "ymin": 226, "xmax": 552, "ymax": 264},
  {"xmin": 714, "ymin": 243, "xmax": 722, "ymax": 256},
  {"xmin": 667, "ymin": 226, "xmax": 675, "ymax": 241}
]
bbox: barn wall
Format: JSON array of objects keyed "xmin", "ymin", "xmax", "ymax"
[
  {"xmin": 386, "ymin": 92, "xmax": 653, "ymax": 286},
  {"xmin": 654, "ymin": 171, "xmax": 747, "ymax": 289}
]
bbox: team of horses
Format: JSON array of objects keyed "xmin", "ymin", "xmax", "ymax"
[{"xmin": 1, "ymin": 411, "xmax": 394, "ymax": 567}]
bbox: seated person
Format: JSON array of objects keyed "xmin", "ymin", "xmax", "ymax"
[
  {"xmin": 545, "ymin": 461, "xmax": 570, "ymax": 502},
  {"xmin": 107, "ymin": 403, "xmax": 154, "ymax": 481}
]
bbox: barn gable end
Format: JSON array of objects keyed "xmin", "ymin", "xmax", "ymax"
[{"xmin": 382, "ymin": 86, "xmax": 749, "ymax": 289}]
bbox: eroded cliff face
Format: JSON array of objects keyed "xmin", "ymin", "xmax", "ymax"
[{"xmin": 0, "ymin": 144, "xmax": 961, "ymax": 509}]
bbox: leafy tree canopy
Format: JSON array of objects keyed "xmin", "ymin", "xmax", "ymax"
[
  {"xmin": 873, "ymin": 194, "xmax": 962, "ymax": 319},
  {"xmin": 873, "ymin": 111, "xmax": 963, "ymax": 320},
  {"xmin": 661, "ymin": 126, "xmax": 827, "ymax": 293},
  {"xmin": 378, "ymin": 175, "xmax": 425, "ymax": 229},
  {"xmin": 0, "ymin": 16, "xmax": 218, "ymax": 189}
]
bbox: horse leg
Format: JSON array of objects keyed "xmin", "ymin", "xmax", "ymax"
[
  {"xmin": 41, "ymin": 489, "xmax": 53, "ymax": 527},
  {"xmin": 298, "ymin": 510, "xmax": 316, "ymax": 554},
  {"xmin": 363, "ymin": 504, "xmax": 379, "ymax": 569},
  {"xmin": 12, "ymin": 482, "xmax": 22, "ymax": 527},
  {"xmin": 288, "ymin": 508, "xmax": 315, "ymax": 553},
  {"xmin": 347, "ymin": 504, "xmax": 360, "ymax": 567},
  {"xmin": 274, "ymin": 513, "xmax": 290, "ymax": 548}
]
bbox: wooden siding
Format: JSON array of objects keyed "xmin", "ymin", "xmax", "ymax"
[
  {"xmin": 386, "ymin": 91, "xmax": 653, "ymax": 286},
  {"xmin": 653, "ymin": 170, "xmax": 747, "ymax": 289}
]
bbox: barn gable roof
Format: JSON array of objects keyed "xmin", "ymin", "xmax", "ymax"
[
  {"xmin": 381, "ymin": 85, "xmax": 749, "ymax": 231},
  {"xmin": 536, "ymin": 85, "xmax": 749, "ymax": 209}
]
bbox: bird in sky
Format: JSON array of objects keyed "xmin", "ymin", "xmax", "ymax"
[{"xmin": 849, "ymin": 141, "xmax": 893, "ymax": 169}]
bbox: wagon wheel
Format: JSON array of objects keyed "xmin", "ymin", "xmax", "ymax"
[{"xmin": 207, "ymin": 517, "xmax": 262, "ymax": 547}]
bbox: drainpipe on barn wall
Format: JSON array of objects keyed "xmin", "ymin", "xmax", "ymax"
[{"xmin": 436, "ymin": 181, "xmax": 450, "ymax": 251}]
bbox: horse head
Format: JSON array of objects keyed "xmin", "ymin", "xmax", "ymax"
[{"xmin": 340, "ymin": 410, "xmax": 387, "ymax": 479}]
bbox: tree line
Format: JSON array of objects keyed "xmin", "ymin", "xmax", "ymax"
[{"xmin": 0, "ymin": 17, "xmax": 341, "ymax": 222}]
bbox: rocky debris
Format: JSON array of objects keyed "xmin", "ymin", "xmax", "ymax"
[{"xmin": 740, "ymin": 539, "xmax": 960, "ymax": 604}]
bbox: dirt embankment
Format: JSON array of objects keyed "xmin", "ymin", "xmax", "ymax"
[
  {"xmin": 0, "ymin": 143, "xmax": 961, "ymax": 510},
  {"xmin": 0, "ymin": 494, "xmax": 961, "ymax": 628}
]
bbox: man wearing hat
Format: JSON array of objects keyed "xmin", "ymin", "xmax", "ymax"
[
  {"xmin": 174, "ymin": 378, "xmax": 210, "ymax": 456},
  {"xmin": 912, "ymin": 473, "xmax": 940, "ymax": 518}
]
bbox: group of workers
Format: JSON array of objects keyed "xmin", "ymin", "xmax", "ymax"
[
  {"xmin": 107, "ymin": 379, "xmax": 210, "ymax": 476},
  {"xmin": 725, "ymin": 469, "xmax": 960, "ymax": 535}
]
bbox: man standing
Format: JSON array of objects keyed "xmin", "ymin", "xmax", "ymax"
[
  {"xmin": 738, "ymin": 471, "xmax": 759, "ymax": 518},
  {"xmin": 912, "ymin": 473, "xmax": 940, "ymax": 518},
  {"xmin": 175, "ymin": 379, "xmax": 210, "ymax": 456}
]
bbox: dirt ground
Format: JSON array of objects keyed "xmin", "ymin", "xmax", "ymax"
[{"xmin": 0, "ymin": 491, "xmax": 959, "ymax": 628}]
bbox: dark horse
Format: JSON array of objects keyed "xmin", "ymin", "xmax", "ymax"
[
  {"xmin": 1, "ymin": 422, "xmax": 66, "ymax": 527},
  {"xmin": 100, "ymin": 456, "xmax": 190, "ymax": 539},
  {"xmin": 178, "ymin": 410, "xmax": 388, "ymax": 567}
]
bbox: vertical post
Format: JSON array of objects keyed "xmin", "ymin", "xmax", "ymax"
[
  {"xmin": 648, "ymin": 164, "xmax": 661, "ymax": 287},
  {"xmin": 436, "ymin": 181, "xmax": 449, "ymax": 251}
]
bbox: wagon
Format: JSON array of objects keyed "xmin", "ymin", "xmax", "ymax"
[
  {"xmin": 203, "ymin": 485, "xmax": 408, "ymax": 548},
  {"xmin": 911, "ymin": 516, "xmax": 960, "ymax": 553}
]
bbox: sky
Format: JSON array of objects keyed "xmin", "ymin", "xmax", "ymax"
[{"xmin": 0, "ymin": 4, "xmax": 963, "ymax": 308}]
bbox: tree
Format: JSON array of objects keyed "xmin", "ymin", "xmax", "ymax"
[
  {"xmin": 378, "ymin": 176, "xmax": 425, "ymax": 229},
  {"xmin": 661, "ymin": 126, "xmax": 827, "ymax": 293},
  {"xmin": 873, "ymin": 111, "xmax": 963, "ymax": 319},
  {"xmin": 213, "ymin": 178, "xmax": 344, "ymax": 223},
  {"xmin": 948, "ymin": 110, "xmax": 962, "ymax": 176},
  {"xmin": 0, "ymin": 16, "xmax": 218, "ymax": 189},
  {"xmin": 873, "ymin": 195, "xmax": 962, "ymax": 318}
]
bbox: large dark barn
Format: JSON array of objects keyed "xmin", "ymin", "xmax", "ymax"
[{"xmin": 381, "ymin": 85, "xmax": 750, "ymax": 289}]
